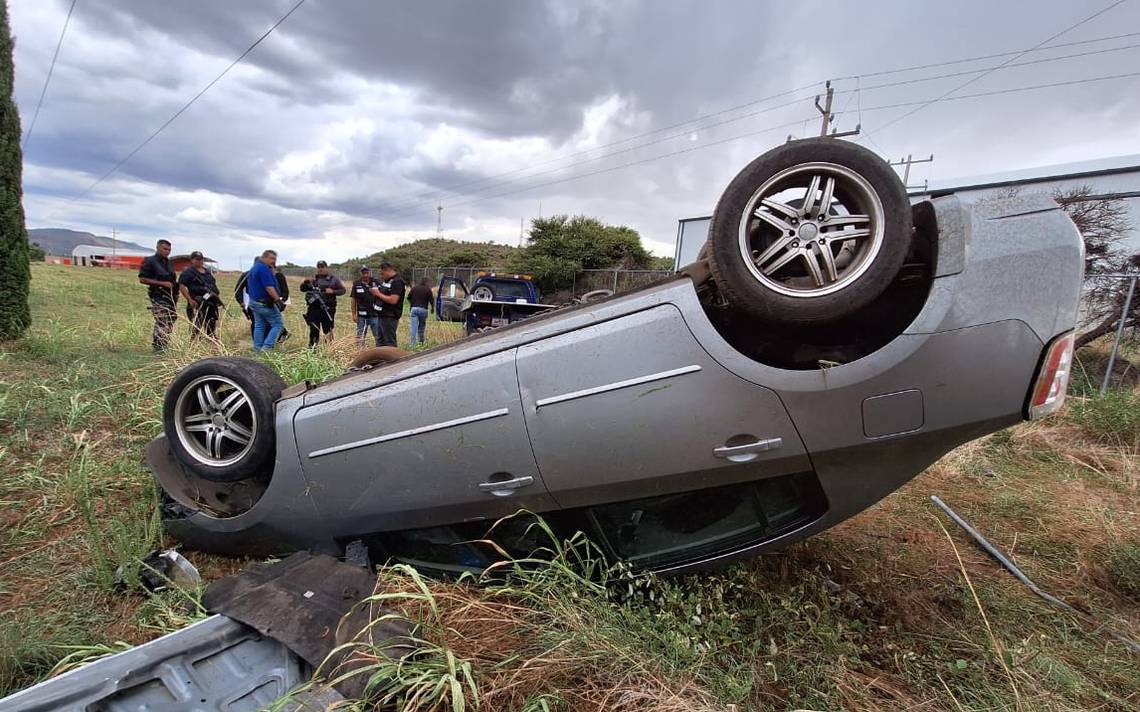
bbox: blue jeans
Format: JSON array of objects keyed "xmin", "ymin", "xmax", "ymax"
[
  {"xmin": 251, "ymin": 302, "xmax": 284, "ymax": 351},
  {"xmin": 409, "ymin": 306, "xmax": 428, "ymax": 346},
  {"xmin": 356, "ymin": 315, "xmax": 380, "ymax": 346}
]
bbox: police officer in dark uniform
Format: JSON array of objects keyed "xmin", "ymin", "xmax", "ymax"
[
  {"xmin": 300, "ymin": 260, "xmax": 346, "ymax": 348},
  {"xmin": 178, "ymin": 251, "xmax": 223, "ymax": 340},
  {"xmin": 351, "ymin": 265, "xmax": 381, "ymax": 346},
  {"xmin": 375, "ymin": 262, "xmax": 406, "ymax": 347},
  {"xmin": 137, "ymin": 239, "xmax": 178, "ymax": 353}
]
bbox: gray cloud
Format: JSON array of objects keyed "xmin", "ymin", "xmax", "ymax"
[{"xmin": 10, "ymin": 0, "xmax": 1140, "ymax": 268}]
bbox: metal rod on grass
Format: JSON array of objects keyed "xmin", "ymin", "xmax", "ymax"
[
  {"xmin": 931, "ymin": 495, "xmax": 1140, "ymax": 654},
  {"xmin": 1101, "ymin": 275, "xmax": 1136, "ymax": 395}
]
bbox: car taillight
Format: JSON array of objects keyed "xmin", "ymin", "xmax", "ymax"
[{"xmin": 1026, "ymin": 332, "xmax": 1074, "ymax": 420}]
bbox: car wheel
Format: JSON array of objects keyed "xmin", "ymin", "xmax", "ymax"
[
  {"xmin": 163, "ymin": 357, "xmax": 286, "ymax": 483},
  {"xmin": 350, "ymin": 346, "xmax": 408, "ymax": 369},
  {"xmin": 472, "ymin": 285, "xmax": 495, "ymax": 300},
  {"xmin": 707, "ymin": 137, "xmax": 911, "ymax": 324}
]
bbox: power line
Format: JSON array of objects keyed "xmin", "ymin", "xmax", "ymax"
[
  {"xmin": 396, "ymin": 69, "xmax": 1140, "ymax": 220},
  {"xmin": 379, "ymin": 94, "xmax": 815, "ymax": 215},
  {"xmin": 375, "ymin": 38, "xmax": 1140, "ymax": 219},
  {"xmin": 831, "ymin": 29, "xmax": 1140, "ymax": 81},
  {"xmin": 856, "ymin": 70, "xmax": 1140, "ymax": 113},
  {"xmin": 440, "ymin": 116, "xmax": 817, "ymax": 213},
  {"xmin": 847, "ymin": 39, "xmax": 1140, "ymax": 95},
  {"xmin": 376, "ymin": 29, "xmax": 1140, "ymax": 216},
  {"xmin": 377, "ymin": 81, "xmax": 824, "ymax": 213},
  {"xmin": 862, "ymin": 0, "xmax": 1130, "ymax": 138},
  {"xmin": 67, "ymin": 0, "xmax": 305, "ymax": 204},
  {"xmin": 23, "ymin": 0, "xmax": 78, "ymax": 151}
]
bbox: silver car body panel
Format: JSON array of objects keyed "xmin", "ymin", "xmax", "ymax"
[
  {"xmin": 0, "ymin": 616, "xmax": 323, "ymax": 712},
  {"xmin": 152, "ymin": 193, "xmax": 1083, "ymax": 569},
  {"xmin": 515, "ymin": 304, "xmax": 811, "ymax": 509}
]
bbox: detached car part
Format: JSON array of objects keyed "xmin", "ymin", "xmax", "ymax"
[
  {"xmin": 147, "ymin": 138, "xmax": 1083, "ymax": 574},
  {"xmin": 0, "ymin": 553, "xmax": 407, "ymax": 711}
]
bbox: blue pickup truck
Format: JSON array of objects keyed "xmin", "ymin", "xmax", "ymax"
[{"xmin": 436, "ymin": 272, "xmax": 540, "ymax": 317}]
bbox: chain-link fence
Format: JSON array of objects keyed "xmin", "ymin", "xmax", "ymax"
[
  {"xmin": 274, "ymin": 265, "xmax": 355, "ymax": 283},
  {"xmin": 275, "ymin": 265, "xmax": 677, "ymax": 299},
  {"xmin": 408, "ymin": 266, "xmax": 505, "ymax": 288},
  {"xmin": 1080, "ymin": 273, "xmax": 1139, "ymax": 393},
  {"xmin": 408, "ymin": 266, "xmax": 675, "ymax": 301}
]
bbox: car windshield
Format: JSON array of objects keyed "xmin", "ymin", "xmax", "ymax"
[{"xmin": 480, "ymin": 279, "xmax": 534, "ymax": 300}]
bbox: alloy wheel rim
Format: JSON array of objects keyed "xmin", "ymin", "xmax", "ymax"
[
  {"xmin": 737, "ymin": 161, "xmax": 885, "ymax": 298},
  {"xmin": 173, "ymin": 375, "xmax": 257, "ymax": 467}
]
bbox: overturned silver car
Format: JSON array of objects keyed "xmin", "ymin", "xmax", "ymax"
[{"xmin": 149, "ymin": 138, "xmax": 1083, "ymax": 574}]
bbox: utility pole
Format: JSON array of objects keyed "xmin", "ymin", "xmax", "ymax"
[
  {"xmin": 519, "ymin": 217, "xmax": 524, "ymax": 247},
  {"xmin": 111, "ymin": 228, "xmax": 117, "ymax": 258},
  {"xmin": 887, "ymin": 153, "xmax": 934, "ymax": 191},
  {"xmin": 814, "ymin": 81, "xmax": 860, "ymax": 139},
  {"xmin": 436, "ymin": 202, "xmax": 443, "ymax": 239}
]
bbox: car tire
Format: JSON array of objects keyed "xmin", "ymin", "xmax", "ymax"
[
  {"xmin": 163, "ymin": 357, "xmax": 286, "ymax": 483},
  {"xmin": 350, "ymin": 346, "xmax": 408, "ymax": 369},
  {"xmin": 707, "ymin": 137, "xmax": 912, "ymax": 324},
  {"xmin": 472, "ymin": 285, "xmax": 495, "ymax": 301}
]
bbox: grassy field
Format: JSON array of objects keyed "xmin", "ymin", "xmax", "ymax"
[{"xmin": 1, "ymin": 263, "xmax": 1138, "ymax": 710}]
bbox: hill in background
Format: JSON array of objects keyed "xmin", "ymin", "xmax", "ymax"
[
  {"xmin": 330, "ymin": 238, "xmax": 520, "ymax": 273},
  {"xmin": 28, "ymin": 228, "xmax": 149, "ymax": 256}
]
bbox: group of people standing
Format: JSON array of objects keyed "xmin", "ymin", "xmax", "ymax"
[
  {"xmin": 138, "ymin": 239, "xmax": 223, "ymax": 352},
  {"xmin": 350, "ymin": 262, "xmax": 405, "ymax": 347},
  {"xmin": 139, "ymin": 240, "xmax": 433, "ymax": 354},
  {"xmin": 139, "ymin": 243, "xmax": 296, "ymax": 353}
]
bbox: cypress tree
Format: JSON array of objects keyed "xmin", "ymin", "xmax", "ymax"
[{"xmin": 0, "ymin": 0, "xmax": 30, "ymax": 340}]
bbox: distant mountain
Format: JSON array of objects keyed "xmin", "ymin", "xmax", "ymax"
[{"xmin": 28, "ymin": 228, "xmax": 149, "ymax": 256}]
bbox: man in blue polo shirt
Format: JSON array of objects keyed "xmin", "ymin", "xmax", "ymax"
[{"xmin": 248, "ymin": 249, "xmax": 286, "ymax": 351}]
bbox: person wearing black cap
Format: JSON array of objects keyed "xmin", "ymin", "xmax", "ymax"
[
  {"xmin": 178, "ymin": 251, "xmax": 223, "ymax": 340},
  {"xmin": 300, "ymin": 260, "xmax": 346, "ymax": 348},
  {"xmin": 351, "ymin": 265, "xmax": 382, "ymax": 346},
  {"xmin": 137, "ymin": 239, "xmax": 178, "ymax": 353}
]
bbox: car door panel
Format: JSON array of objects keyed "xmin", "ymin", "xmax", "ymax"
[
  {"xmin": 516, "ymin": 305, "xmax": 811, "ymax": 509},
  {"xmin": 293, "ymin": 348, "xmax": 555, "ymax": 534}
]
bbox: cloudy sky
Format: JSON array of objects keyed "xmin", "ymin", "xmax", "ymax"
[{"xmin": 10, "ymin": 0, "xmax": 1140, "ymax": 269}]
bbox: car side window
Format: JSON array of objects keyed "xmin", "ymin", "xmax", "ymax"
[
  {"xmin": 584, "ymin": 473, "xmax": 824, "ymax": 569},
  {"xmin": 369, "ymin": 472, "xmax": 826, "ymax": 574},
  {"xmin": 484, "ymin": 280, "xmax": 532, "ymax": 300}
]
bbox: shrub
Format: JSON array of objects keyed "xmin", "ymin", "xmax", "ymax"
[{"xmin": 0, "ymin": 1, "xmax": 31, "ymax": 340}]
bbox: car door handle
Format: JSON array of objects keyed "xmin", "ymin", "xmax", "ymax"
[
  {"xmin": 478, "ymin": 476, "xmax": 535, "ymax": 495},
  {"xmin": 713, "ymin": 437, "xmax": 783, "ymax": 462}
]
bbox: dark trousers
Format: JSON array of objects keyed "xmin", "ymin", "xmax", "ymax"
[
  {"xmin": 190, "ymin": 301, "xmax": 220, "ymax": 341},
  {"xmin": 305, "ymin": 303, "xmax": 335, "ymax": 347},
  {"xmin": 379, "ymin": 316, "xmax": 400, "ymax": 347},
  {"xmin": 149, "ymin": 296, "xmax": 177, "ymax": 352}
]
